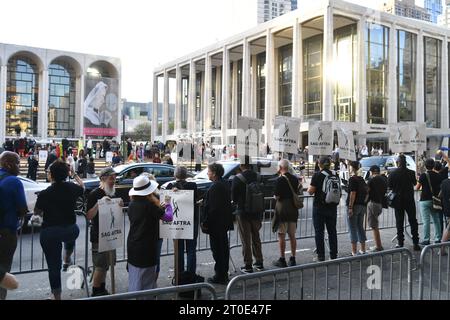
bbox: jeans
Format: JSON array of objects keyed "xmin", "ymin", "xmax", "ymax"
[
  {"xmin": 177, "ymin": 222, "xmax": 199, "ymax": 274},
  {"xmin": 40, "ymin": 224, "xmax": 79, "ymax": 295},
  {"xmin": 419, "ymin": 201, "xmax": 442, "ymax": 243},
  {"xmin": 313, "ymin": 206, "xmax": 338, "ymax": 259},
  {"xmin": 347, "ymin": 205, "xmax": 367, "ymax": 244},
  {"xmin": 128, "ymin": 263, "xmax": 157, "ymax": 296},
  {"xmin": 209, "ymin": 230, "xmax": 230, "ymax": 280},
  {"xmin": 394, "ymin": 200, "xmax": 419, "ymax": 245},
  {"xmin": 0, "ymin": 229, "xmax": 17, "ymax": 300}
]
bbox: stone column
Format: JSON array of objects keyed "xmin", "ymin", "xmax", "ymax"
[
  {"xmin": 221, "ymin": 48, "xmax": 230, "ymax": 143},
  {"xmin": 322, "ymin": 5, "xmax": 334, "ymax": 122},
  {"xmin": 163, "ymin": 71, "xmax": 169, "ymax": 141},
  {"xmin": 388, "ymin": 24, "xmax": 398, "ymax": 124},
  {"xmin": 152, "ymin": 74, "xmax": 158, "ymax": 141},
  {"xmin": 292, "ymin": 19, "xmax": 303, "ymax": 119},
  {"xmin": 175, "ymin": 65, "xmax": 182, "ymax": 135},
  {"xmin": 242, "ymin": 39, "xmax": 252, "ymax": 117},
  {"xmin": 416, "ymin": 30, "xmax": 425, "ymax": 123}
]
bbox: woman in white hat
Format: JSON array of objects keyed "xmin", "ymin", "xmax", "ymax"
[{"xmin": 127, "ymin": 175, "xmax": 173, "ymax": 293}]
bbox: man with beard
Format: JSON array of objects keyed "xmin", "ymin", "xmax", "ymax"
[
  {"xmin": 86, "ymin": 167, "xmax": 122, "ymax": 296},
  {"xmin": 0, "ymin": 152, "xmax": 28, "ymax": 299}
]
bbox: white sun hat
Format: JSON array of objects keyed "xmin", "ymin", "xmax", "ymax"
[{"xmin": 129, "ymin": 175, "xmax": 158, "ymax": 197}]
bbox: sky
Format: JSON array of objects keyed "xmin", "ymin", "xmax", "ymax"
[{"xmin": 0, "ymin": 0, "xmax": 385, "ymax": 102}]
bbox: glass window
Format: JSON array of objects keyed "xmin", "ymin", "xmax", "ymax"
[
  {"xmin": 398, "ymin": 30, "xmax": 416, "ymax": 122},
  {"xmin": 181, "ymin": 77, "xmax": 188, "ymax": 130},
  {"xmin": 333, "ymin": 24, "xmax": 357, "ymax": 122},
  {"xmin": 304, "ymin": 35, "xmax": 323, "ymax": 121},
  {"xmin": 257, "ymin": 53, "xmax": 266, "ymax": 120},
  {"xmin": 366, "ymin": 23, "xmax": 389, "ymax": 124},
  {"xmin": 237, "ymin": 59, "xmax": 243, "ymax": 118},
  {"xmin": 424, "ymin": 36, "xmax": 441, "ymax": 128},
  {"xmin": 211, "ymin": 66, "xmax": 222, "ymax": 130},
  {"xmin": 279, "ymin": 44, "xmax": 293, "ymax": 117},
  {"xmin": 48, "ymin": 61, "xmax": 76, "ymax": 138},
  {"xmin": 195, "ymin": 72, "xmax": 203, "ymax": 132},
  {"xmin": 6, "ymin": 56, "xmax": 39, "ymax": 136}
]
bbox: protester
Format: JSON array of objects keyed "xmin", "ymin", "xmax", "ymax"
[
  {"xmin": 232, "ymin": 160, "xmax": 264, "ymax": 273},
  {"xmin": 346, "ymin": 161, "xmax": 368, "ymax": 256},
  {"xmin": 127, "ymin": 176, "xmax": 173, "ymax": 293},
  {"xmin": 166, "ymin": 167, "xmax": 199, "ymax": 277},
  {"xmin": 0, "ymin": 152, "xmax": 28, "ymax": 300},
  {"xmin": 307, "ymin": 157, "xmax": 340, "ymax": 261},
  {"xmin": 87, "ymin": 157, "xmax": 96, "ymax": 179},
  {"xmin": 33, "ymin": 160, "xmax": 84, "ymax": 300},
  {"xmin": 163, "ymin": 154, "xmax": 174, "ymax": 165},
  {"xmin": 77, "ymin": 149, "xmax": 87, "ymax": 179},
  {"xmin": 273, "ymin": 159, "xmax": 300, "ymax": 268},
  {"xmin": 27, "ymin": 152, "xmax": 38, "ymax": 181},
  {"xmin": 153, "ymin": 152, "xmax": 161, "ymax": 164},
  {"xmin": 201, "ymin": 163, "xmax": 233, "ymax": 284},
  {"xmin": 86, "ymin": 167, "xmax": 122, "ymax": 296},
  {"xmin": 416, "ymin": 159, "xmax": 442, "ymax": 245},
  {"xmin": 367, "ymin": 165, "xmax": 387, "ymax": 252},
  {"xmin": 388, "ymin": 155, "xmax": 421, "ymax": 251}
]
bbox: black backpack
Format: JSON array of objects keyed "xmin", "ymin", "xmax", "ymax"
[{"xmin": 237, "ymin": 173, "xmax": 265, "ymax": 216}]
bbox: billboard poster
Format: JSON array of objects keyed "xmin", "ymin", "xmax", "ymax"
[
  {"xmin": 389, "ymin": 123, "xmax": 411, "ymax": 153},
  {"xmin": 308, "ymin": 121, "xmax": 333, "ymax": 156},
  {"xmin": 272, "ymin": 116, "xmax": 301, "ymax": 154},
  {"xmin": 337, "ymin": 128, "xmax": 356, "ymax": 161},
  {"xmin": 237, "ymin": 116, "xmax": 263, "ymax": 163},
  {"xmin": 159, "ymin": 190, "xmax": 194, "ymax": 240},
  {"xmin": 409, "ymin": 123, "xmax": 426, "ymax": 152},
  {"xmin": 84, "ymin": 77, "xmax": 119, "ymax": 137}
]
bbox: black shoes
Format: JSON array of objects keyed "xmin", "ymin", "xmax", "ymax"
[
  {"xmin": 240, "ymin": 265, "xmax": 254, "ymax": 274},
  {"xmin": 288, "ymin": 256, "xmax": 296, "ymax": 267},
  {"xmin": 253, "ymin": 263, "xmax": 264, "ymax": 272},
  {"xmin": 272, "ymin": 258, "xmax": 287, "ymax": 268},
  {"xmin": 413, "ymin": 244, "xmax": 422, "ymax": 252},
  {"xmin": 207, "ymin": 275, "xmax": 229, "ymax": 285}
]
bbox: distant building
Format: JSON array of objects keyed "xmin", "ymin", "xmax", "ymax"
[
  {"xmin": 438, "ymin": 0, "xmax": 450, "ymax": 27},
  {"xmin": 382, "ymin": 0, "xmax": 431, "ymax": 22},
  {"xmin": 257, "ymin": 0, "xmax": 298, "ymax": 23},
  {"xmin": 421, "ymin": 0, "xmax": 443, "ymax": 23}
]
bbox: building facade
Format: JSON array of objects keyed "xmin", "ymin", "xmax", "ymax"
[
  {"xmin": 383, "ymin": 0, "xmax": 431, "ymax": 22},
  {"xmin": 154, "ymin": 0, "xmax": 450, "ymax": 152},
  {"xmin": 0, "ymin": 43, "xmax": 121, "ymax": 143},
  {"xmin": 258, "ymin": 0, "xmax": 297, "ymax": 23},
  {"xmin": 439, "ymin": 0, "xmax": 450, "ymax": 27},
  {"xmin": 421, "ymin": 0, "xmax": 443, "ymax": 23}
]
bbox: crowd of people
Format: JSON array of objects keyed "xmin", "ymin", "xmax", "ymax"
[{"xmin": 3, "ymin": 140, "xmax": 450, "ymax": 299}]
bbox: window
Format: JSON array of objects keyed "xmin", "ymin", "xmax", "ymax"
[
  {"xmin": 122, "ymin": 167, "xmax": 143, "ymax": 180},
  {"xmin": 279, "ymin": 44, "xmax": 293, "ymax": 117},
  {"xmin": 397, "ymin": 30, "xmax": 416, "ymax": 122},
  {"xmin": 304, "ymin": 35, "xmax": 323, "ymax": 121},
  {"xmin": 424, "ymin": 36, "xmax": 441, "ymax": 128},
  {"xmin": 366, "ymin": 23, "xmax": 389, "ymax": 124},
  {"xmin": 257, "ymin": 53, "xmax": 266, "ymax": 120},
  {"xmin": 195, "ymin": 72, "xmax": 203, "ymax": 132},
  {"xmin": 6, "ymin": 56, "xmax": 39, "ymax": 136},
  {"xmin": 48, "ymin": 61, "xmax": 76, "ymax": 138},
  {"xmin": 237, "ymin": 59, "xmax": 243, "ymax": 117},
  {"xmin": 149, "ymin": 166, "xmax": 173, "ymax": 177},
  {"xmin": 181, "ymin": 77, "xmax": 188, "ymax": 129},
  {"xmin": 211, "ymin": 67, "xmax": 222, "ymax": 130}
]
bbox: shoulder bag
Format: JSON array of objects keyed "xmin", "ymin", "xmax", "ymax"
[{"xmin": 425, "ymin": 172, "xmax": 443, "ymax": 211}]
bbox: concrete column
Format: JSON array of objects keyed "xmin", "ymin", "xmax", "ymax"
[
  {"xmin": 175, "ymin": 65, "xmax": 182, "ymax": 135},
  {"xmin": 152, "ymin": 74, "xmax": 158, "ymax": 141},
  {"xmin": 221, "ymin": 48, "xmax": 230, "ymax": 143},
  {"xmin": 79, "ymin": 74, "xmax": 85, "ymax": 139},
  {"xmin": 188, "ymin": 60, "xmax": 196, "ymax": 135},
  {"xmin": 204, "ymin": 54, "xmax": 212, "ymax": 133},
  {"xmin": 416, "ymin": 30, "xmax": 425, "ymax": 123},
  {"xmin": 231, "ymin": 61, "xmax": 238, "ymax": 129},
  {"xmin": 0, "ymin": 65, "xmax": 7, "ymax": 142},
  {"xmin": 243, "ymin": 39, "xmax": 252, "ymax": 117},
  {"xmin": 39, "ymin": 69, "xmax": 49, "ymax": 140},
  {"xmin": 292, "ymin": 19, "xmax": 303, "ymax": 119},
  {"xmin": 215, "ymin": 66, "xmax": 222, "ymax": 130},
  {"xmin": 250, "ymin": 54, "xmax": 258, "ymax": 118},
  {"xmin": 441, "ymin": 36, "xmax": 449, "ymax": 129},
  {"xmin": 265, "ymin": 29, "xmax": 276, "ymax": 145},
  {"xmin": 357, "ymin": 17, "xmax": 367, "ymax": 131},
  {"xmin": 163, "ymin": 71, "xmax": 169, "ymax": 141},
  {"xmin": 322, "ymin": 5, "xmax": 334, "ymax": 122},
  {"xmin": 388, "ymin": 24, "xmax": 398, "ymax": 124}
]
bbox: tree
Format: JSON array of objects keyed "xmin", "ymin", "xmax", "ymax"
[{"xmin": 127, "ymin": 122, "xmax": 151, "ymax": 141}]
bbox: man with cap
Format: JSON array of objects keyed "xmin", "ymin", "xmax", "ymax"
[
  {"xmin": 307, "ymin": 156, "xmax": 340, "ymax": 261},
  {"xmin": 86, "ymin": 167, "xmax": 122, "ymax": 296},
  {"xmin": 367, "ymin": 165, "xmax": 388, "ymax": 252}
]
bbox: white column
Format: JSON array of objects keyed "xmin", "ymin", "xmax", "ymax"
[
  {"xmin": 231, "ymin": 61, "xmax": 238, "ymax": 129},
  {"xmin": 292, "ymin": 19, "xmax": 303, "ymax": 119},
  {"xmin": 250, "ymin": 54, "xmax": 258, "ymax": 118},
  {"xmin": 416, "ymin": 30, "xmax": 425, "ymax": 123},
  {"xmin": 0, "ymin": 65, "xmax": 7, "ymax": 142},
  {"xmin": 221, "ymin": 48, "xmax": 230, "ymax": 143},
  {"xmin": 163, "ymin": 71, "xmax": 169, "ymax": 141},
  {"xmin": 204, "ymin": 54, "xmax": 212, "ymax": 134},
  {"xmin": 175, "ymin": 65, "xmax": 182, "ymax": 135},
  {"xmin": 388, "ymin": 24, "xmax": 398, "ymax": 124},
  {"xmin": 441, "ymin": 36, "xmax": 449, "ymax": 129},
  {"xmin": 188, "ymin": 60, "xmax": 197, "ymax": 135},
  {"xmin": 242, "ymin": 39, "xmax": 252, "ymax": 117},
  {"xmin": 78, "ymin": 74, "xmax": 85, "ymax": 139},
  {"xmin": 39, "ymin": 69, "xmax": 49, "ymax": 140},
  {"xmin": 265, "ymin": 29, "xmax": 276, "ymax": 145},
  {"xmin": 152, "ymin": 74, "xmax": 158, "ymax": 141},
  {"xmin": 215, "ymin": 66, "xmax": 222, "ymax": 130},
  {"xmin": 356, "ymin": 17, "xmax": 366, "ymax": 129},
  {"xmin": 322, "ymin": 5, "xmax": 334, "ymax": 122}
]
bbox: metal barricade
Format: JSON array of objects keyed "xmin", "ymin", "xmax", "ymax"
[
  {"xmin": 225, "ymin": 248, "xmax": 414, "ymax": 300},
  {"xmin": 419, "ymin": 242, "xmax": 450, "ymax": 300},
  {"xmin": 79, "ymin": 283, "xmax": 217, "ymax": 300}
]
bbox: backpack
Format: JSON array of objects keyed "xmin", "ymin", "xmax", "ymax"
[
  {"xmin": 0, "ymin": 172, "xmax": 11, "ymax": 224},
  {"xmin": 321, "ymin": 170, "xmax": 342, "ymax": 205},
  {"xmin": 237, "ymin": 173, "xmax": 265, "ymax": 216}
]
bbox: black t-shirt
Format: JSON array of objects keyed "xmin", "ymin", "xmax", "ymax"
[
  {"xmin": 87, "ymin": 188, "xmax": 119, "ymax": 243},
  {"xmin": 310, "ymin": 169, "xmax": 338, "ymax": 208},
  {"xmin": 127, "ymin": 198, "xmax": 164, "ymax": 268},
  {"xmin": 367, "ymin": 175, "xmax": 388, "ymax": 204},
  {"xmin": 388, "ymin": 168, "xmax": 417, "ymax": 201},
  {"xmin": 346, "ymin": 176, "xmax": 367, "ymax": 207},
  {"xmin": 274, "ymin": 173, "xmax": 299, "ymax": 200},
  {"xmin": 35, "ymin": 182, "xmax": 84, "ymax": 228},
  {"xmin": 419, "ymin": 171, "xmax": 444, "ymax": 201}
]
